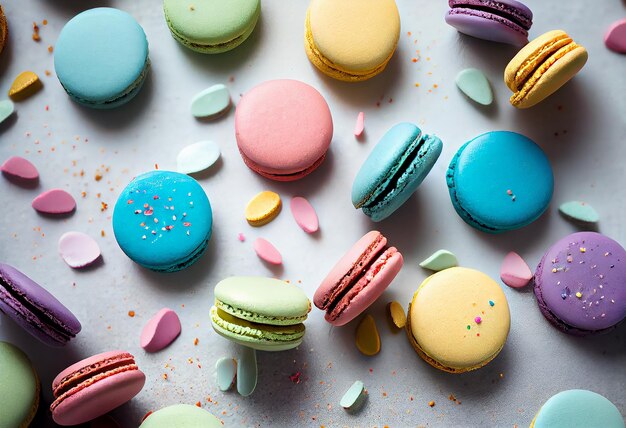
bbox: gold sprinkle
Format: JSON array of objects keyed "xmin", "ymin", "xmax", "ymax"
[
  {"xmin": 580, "ymin": 247, "xmax": 586, "ymax": 253},
  {"xmin": 575, "ymin": 292, "xmax": 582, "ymax": 299}
]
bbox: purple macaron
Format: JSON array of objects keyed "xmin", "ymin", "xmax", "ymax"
[
  {"xmin": 445, "ymin": 0, "xmax": 533, "ymax": 46},
  {"xmin": 534, "ymin": 232, "xmax": 626, "ymax": 336},
  {"xmin": 0, "ymin": 263, "xmax": 81, "ymax": 346}
]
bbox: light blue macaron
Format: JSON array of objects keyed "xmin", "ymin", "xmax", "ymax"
[
  {"xmin": 112, "ymin": 171, "xmax": 212, "ymax": 272},
  {"xmin": 532, "ymin": 390, "xmax": 624, "ymax": 428},
  {"xmin": 54, "ymin": 8, "xmax": 149, "ymax": 109},
  {"xmin": 352, "ymin": 122, "xmax": 443, "ymax": 222},
  {"xmin": 446, "ymin": 131, "xmax": 553, "ymax": 233}
]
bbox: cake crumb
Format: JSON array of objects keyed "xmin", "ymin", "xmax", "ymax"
[
  {"xmin": 128, "ymin": 310, "xmax": 135, "ymax": 317},
  {"xmin": 428, "ymin": 400, "xmax": 435, "ymax": 407}
]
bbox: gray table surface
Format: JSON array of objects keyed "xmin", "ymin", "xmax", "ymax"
[{"xmin": 1, "ymin": 0, "xmax": 625, "ymax": 427}]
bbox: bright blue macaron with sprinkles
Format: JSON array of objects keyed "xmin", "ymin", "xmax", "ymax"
[
  {"xmin": 54, "ymin": 8, "xmax": 149, "ymax": 109},
  {"xmin": 112, "ymin": 171, "xmax": 212, "ymax": 272},
  {"xmin": 446, "ymin": 131, "xmax": 553, "ymax": 233},
  {"xmin": 352, "ymin": 122, "xmax": 443, "ymax": 222}
]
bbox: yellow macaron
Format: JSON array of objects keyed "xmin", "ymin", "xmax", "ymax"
[
  {"xmin": 406, "ymin": 267, "xmax": 510, "ymax": 373},
  {"xmin": 304, "ymin": 0, "xmax": 400, "ymax": 82},
  {"xmin": 505, "ymin": 30, "xmax": 588, "ymax": 109}
]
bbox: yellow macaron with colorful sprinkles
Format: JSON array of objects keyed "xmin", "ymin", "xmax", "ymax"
[
  {"xmin": 304, "ymin": 0, "xmax": 400, "ymax": 82},
  {"xmin": 406, "ymin": 267, "xmax": 511, "ymax": 373}
]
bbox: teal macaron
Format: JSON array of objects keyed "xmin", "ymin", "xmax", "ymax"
[
  {"xmin": 54, "ymin": 8, "xmax": 149, "ymax": 108},
  {"xmin": 446, "ymin": 131, "xmax": 553, "ymax": 233},
  {"xmin": 140, "ymin": 404, "xmax": 222, "ymax": 428},
  {"xmin": 0, "ymin": 342, "xmax": 40, "ymax": 428},
  {"xmin": 352, "ymin": 122, "xmax": 443, "ymax": 221},
  {"xmin": 531, "ymin": 390, "xmax": 624, "ymax": 428},
  {"xmin": 210, "ymin": 277, "xmax": 311, "ymax": 351},
  {"xmin": 163, "ymin": 0, "xmax": 261, "ymax": 54}
]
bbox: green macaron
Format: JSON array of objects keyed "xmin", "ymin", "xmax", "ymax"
[
  {"xmin": 163, "ymin": 0, "xmax": 261, "ymax": 54},
  {"xmin": 140, "ymin": 404, "xmax": 222, "ymax": 427},
  {"xmin": 0, "ymin": 342, "xmax": 40, "ymax": 427},
  {"xmin": 210, "ymin": 277, "xmax": 311, "ymax": 351}
]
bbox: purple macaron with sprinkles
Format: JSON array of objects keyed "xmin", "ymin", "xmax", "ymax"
[
  {"xmin": 445, "ymin": 0, "xmax": 533, "ymax": 46},
  {"xmin": 0, "ymin": 263, "xmax": 81, "ymax": 346},
  {"xmin": 533, "ymin": 232, "xmax": 626, "ymax": 336}
]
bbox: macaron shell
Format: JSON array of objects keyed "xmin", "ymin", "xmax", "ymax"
[
  {"xmin": 235, "ymin": 80, "xmax": 333, "ymax": 180},
  {"xmin": 139, "ymin": 404, "xmax": 223, "ymax": 428},
  {"xmin": 163, "ymin": 0, "xmax": 260, "ymax": 52},
  {"xmin": 447, "ymin": 131, "xmax": 553, "ymax": 232},
  {"xmin": 408, "ymin": 267, "xmax": 510, "ymax": 371},
  {"xmin": 52, "ymin": 369, "xmax": 145, "ymax": 425},
  {"xmin": 0, "ymin": 342, "xmax": 40, "ymax": 428},
  {"xmin": 329, "ymin": 249, "xmax": 403, "ymax": 326},
  {"xmin": 445, "ymin": 9, "xmax": 529, "ymax": 46},
  {"xmin": 534, "ymin": 232, "xmax": 626, "ymax": 333},
  {"xmin": 306, "ymin": 0, "xmax": 400, "ymax": 75},
  {"xmin": 532, "ymin": 390, "xmax": 625, "ymax": 428},
  {"xmin": 112, "ymin": 171, "xmax": 212, "ymax": 272},
  {"xmin": 54, "ymin": 8, "xmax": 149, "ymax": 106},
  {"xmin": 214, "ymin": 277, "xmax": 311, "ymax": 324}
]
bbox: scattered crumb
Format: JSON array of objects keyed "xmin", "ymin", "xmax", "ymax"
[
  {"xmin": 289, "ymin": 372, "xmax": 302, "ymax": 384},
  {"xmin": 128, "ymin": 310, "xmax": 135, "ymax": 317},
  {"xmin": 95, "ymin": 173, "xmax": 103, "ymax": 181},
  {"xmin": 100, "ymin": 230, "xmax": 105, "ymax": 237},
  {"xmin": 237, "ymin": 233, "xmax": 245, "ymax": 242},
  {"xmin": 195, "ymin": 401, "xmax": 201, "ymax": 407},
  {"xmin": 32, "ymin": 22, "xmax": 41, "ymax": 41},
  {"xmin": 428, "ymin": 401, "xmax": 435, "ymax": 407},
  {"xmin": 48, "ymin": 45, "xmax": 53, "ymax": 53},
  {"xmin": 194, "ymin": 338, "xmax": 199, "ymax": 346},
  {"xmin": 100, "ymin": 202, "xmax": 108, "ymax": 211},
  {"xmin": 162, "ymin": 373, "xmax": 168, "ymax": 380},
  {"xmin": 154, "ymin": 163, "xmax": 159, "ymax": 170}
]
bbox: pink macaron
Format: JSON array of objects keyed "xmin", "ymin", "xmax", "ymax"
[
  {"xmin": 314, "ymin": 231, "xmax": 403, "ymax": 326},
  {"xmin": 50, "ymin": 350, "xmax": 145, "ymax": 425},
  {"xmin": 235, "ymin": 79, "xmax": 333, "ymax": 181}
]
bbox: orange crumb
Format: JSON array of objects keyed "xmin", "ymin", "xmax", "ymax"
[
  {"xmin": 32, "ymin": 22, "xmax": 41, "ymax": 41},
  {"xmin": 45, "ymin": 70, "xmax": 51, "ymax": 76},
  {"xmin": 195, "ymin": 401, "xmax": 201, "ymax": 407},
  {"xmin": 100, "ymin": 230, "xmax": 105, "ymax": 237},
  {"xmin": 433, "ymin": 84, "xmax": 438, "ymax": 88},
  {"xmin": 81, "ymin": 191, "xmax": 87, "ymax": 198},
  {"xmin": 194, "ymin": 338, "xmax": 199, "ymax": 346},
  {"xmin": 100, "ymin": 202, "xmax": 108, "ymax": 211},
  {"xmin": 429, "ymin": 401, "xmax": 435, "ymax": 407},
  {"xmin": 95, "ymin": 173, "xmax": 102, "ymax": 181},
  {"xmin": 415, "ymin": 83, "xmax": 420, "ymax": 87},
  {"xmin": 48, "ymin": 45, "xmax": 53, "ymax": 53},
  {"xmin": 155, "ymin": 163, "xmax": 159, "ymax": 170},
  {"xmin": 43, "ymin": 19, "xmax": 48, "ymax": 25},
  {"xmin": 162, "ymin": 373, "xmax": 168, "ymax": 380},
  {"xmin": 128, "ymin": 310, "xmax": 135, "ymax": 317},
  {"xmin": 382, "ymin": 392, "xmax": 387, "ymax": 397},
  {"xmin": 412, "ymin": 58, "xmax": 417, "ymax": 62}
]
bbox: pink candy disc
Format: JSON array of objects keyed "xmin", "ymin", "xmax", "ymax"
[
  {"xmin": 58, "ymin": 232, "xmax": 101, "ymax": 268},
  {"xmin": 253, "ymin": 237, "xmax": 282, "ymax": 265},
  {"xmin": 32, "ymin": 189, "xmax": 76, "ymax": 214},
  {"xmin": 290, "ymin": 196, "xmax": 319, "ymax": 233},
  {"xmin": 354, "ymin": 112, "xmax": 365, "ymax": 137},
  {"xmin": 140, "ymin": 308, "xmax": 182, "ymax": 352},
  {"xmin": 1, "ymin": 156, "xmax": 39, "ymax": 180},
  {"xmin": 500, "ymin": 251, "xmax": 532, "ymax": 288},
  {"xmin": 605, "ymin": 19, "xmax": 626, "ymax": 54}
]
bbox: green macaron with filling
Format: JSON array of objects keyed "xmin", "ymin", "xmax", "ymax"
[
  {"xmin": 163, "ymin": 0, "xmax": 261, "ymax": 54},
  {"xmin": 0, "ymin": 341, "xmax": 40, "ymax": 428},
  {"xmin": 210, "ymin": 277, "xmax": 311, "ymax": 351}
]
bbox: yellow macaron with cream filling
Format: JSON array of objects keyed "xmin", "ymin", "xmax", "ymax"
[
  {"xmin": 304, "ymin": 0, "xmax": 400, "ymax": 82},
  {"xmin": 505, "ymin": 30, "xmax": 588, "ymax": 108},
  {"xmin": 406, "ymin": 267, "xmax": 510, "ymax": 373}
]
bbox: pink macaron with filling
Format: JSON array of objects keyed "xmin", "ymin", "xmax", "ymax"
[
  {"xmin": 314, "ymin": 231, "xmax": 403, "ymax": 326},
  {"xmin": 50, "ymin": 350, "xmax": 145, "ymax": 425},
  {"xmin": 235, "ymin": 79, "xmax": 333, "ymax": 181}
]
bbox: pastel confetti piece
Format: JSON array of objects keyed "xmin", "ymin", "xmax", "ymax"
[
  {"xmin": 455, "ymin": 68, "xmax": 493, "ymax": 105},
  {"xmin": 140, "ymin": 308, "xmax": 182, "ymax": 352},
  {"xmin": 0, "ymin": 99, "xmax": 15, "ymax": 124},
  {"xmin": 237, "ymin": 346, "xmax": 257, "ymax": 397},
  {"xmin": 32, "ymin": 189, "xmax": 76, "ymax": 214},
  {"xmin": 216, "ymin": 357, "xmax": 237, "ymax": 392},
  {"xmin": 558, "ymin": 201, "xmax": 599, "ymax": 225},
  {"xmin": 57, "ymin": 231, "xmax": 101, "ymax": 268},
  {"xmin": 290, "ymin": 196, "xmax": 319, "ymax": 233},
  {"xmin": 246, "ymin": 191, "xmax": 281, "ymax": 226},
  {"xmin": 8, "ymin": 71, "xmax": 43, "ymax": 101},
  {"xmin": 419, "ymin": 249, "xmax": 458, "ymax": 271},
  {"xmin": 604, "ymin": 19, "xmax": 626, "ymax": 54},
  {"xmin": 1, "ymin": 156, "xmax": 39, "ymax": 180},
  {"xmin": 253, "ymin": 237, "xmax": 282, "ymax": 265},
  {"xmin": 354, "ymin": 111, "xmax": 365, "ymax": 137},
  {"xmin": 500, "ymin": 251, "xmax": 532, "ymax": 289},
  {"xmin": 388, "ymin": 301, "xmax": 406, "ymax": 329},
  {"xmin": 340, "ymin": 380, "xmax": 366, "ymax": 412},
  {"xmin": 355, "ymin": 314, "xmax": 380, "ymax": 356},
  {"xmin": 176, "ymin": 141, "xmax": 221, "ymax": 175},
  {"xmin": 190, "ymin": 84, "xmax": 231, "ymax": 118}
]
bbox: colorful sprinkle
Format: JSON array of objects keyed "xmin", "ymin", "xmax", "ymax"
[
  {"xmin": 489, "ymin": 300, "xmax": 495, "ymax": 307},
  {"xmin": 474, "ymin": 317, "xmax": 482, "ymax": 324},
  {"xmin": 466, "ymin": 325, "xmax": 471, "ymax": 330},
  {"xmin": 576, "ymin": 292, "xmax": 583, "ymax": 298}
]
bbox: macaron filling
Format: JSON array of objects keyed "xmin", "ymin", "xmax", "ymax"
[
  {"xmin": 215, "ymin": 300, "xmax": 309, "ymax": 325},
  {"xmin": 304, "ymin": 10, "xmax": 393, "ymax": 81},
  {"xmin": 238, "ymin": 147, "xmax": 327, "ymax": 181},
  {"xmin": 509, "ymin": 33, "xmax": 572, "ymax": 90},
  {"xmin": 0, "ymin": 274, "xmax": 78, "ymax": 344},
  {"xmin": 448, "ymin": 0, "xmax": 532, "ymax": 31},
  {"xmin": 210, "ymin": 307, "xmax": 305, "ymax": 343},
  {"xmin": 164, "ymin": 13, "xmax": 247, "ymax": 51}
]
